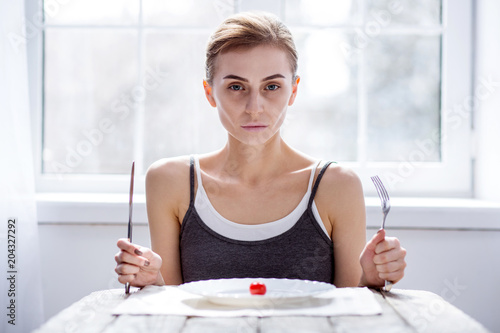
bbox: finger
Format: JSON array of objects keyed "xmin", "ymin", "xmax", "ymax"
[
  {"xmin": 375, "ymin": 237, "xmax": 401, "ymax": 254},
  {"xmin": 114, "ymin": 249, "xmax": 134, "ymax": 264},
  {"xmin": 117, "ymin": 238, "xmax": 146, "ymax": 257},
  {"xmin": 115, "ymin": 262, "xmax": 141, "ymax": 276},
  {"xmin": 116, "ymin": 238, "xmax": 134, "ymax": 252},
  {"xmin": 133, "ymin": 246, "xmax": 157, "ymax": 263},
  {"xmin": 365, "ymin": 229, "xmax": 386, "ymax": 252},
  {"xmin": 114, "ymin": 251, "xmax": 122, "ymax": 264},
  {"xmin": 375, "ymin": 257, "xmax": 406, "ymax": 274},
  {"xmin": 117, "ymin": 273, "xmax": 135, "ymax": 285},
  {"xmin": 373, "ymin": 246, "xmax": 407, "ymax": 264},
  {"xmin": 379, "ymin": 265, "xmax": 405, "ymax": 283},
  {"xmin": 115, "ymin": 250, "xmax": 150, "ymax": 267}
]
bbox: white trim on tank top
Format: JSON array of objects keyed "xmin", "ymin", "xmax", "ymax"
[{"xmin": 193, "ymin": 155, "xmax": 331, "ymax": 241}]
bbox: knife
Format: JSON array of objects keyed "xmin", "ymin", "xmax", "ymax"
[{"xmin": 125, "ymin": 161, "xmax": 135, "ymax": 294}]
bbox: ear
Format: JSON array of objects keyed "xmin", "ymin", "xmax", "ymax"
[
  {"xmin": 288, "ymin": 76, "xmax": 300, "ymax": 106},
  {"xmin": 203, "ymin": 80, "xmax": 217, "ymax": 107}
]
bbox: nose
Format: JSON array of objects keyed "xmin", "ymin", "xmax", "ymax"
[{"xmin": 245, "ymin": 90, "xmax": 264, "ymax": 117}]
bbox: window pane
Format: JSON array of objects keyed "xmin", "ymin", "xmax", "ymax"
[
  {"xmin": 283, "ymin": 30, "xmax": 358, "ymax": 161},
  {"xmin": 44, "ymin": 0, "xmax": 139, "ymax": 25},
  {"xmin": 142, "ymin": 0, "xmax": 234, "ymax": 27},
  {"xmin": 43, "ymin": 29, "xmax": 138, "ymax": 174},
  {"xmin": 365, "ymin": 35, "xmax": 441, "ymax": 162},
  {"xmin": 142, "ymin": 31, "xmax": 226, "ymax": 168},
  {"xmin": 40, "ymin": 1, "xmax": 447, "ymax": 180},
  {"xmin": 285, "ymin": 0, "xmax": 359, "ymax": 26},
  {"xmin": 365, "ymin": 0, "xmax": 441, "ymax": 26}
]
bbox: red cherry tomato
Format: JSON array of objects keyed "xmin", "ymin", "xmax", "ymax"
[{"xmin": 249, "ymin": 281, "xmax": 267, "ymax": 295}]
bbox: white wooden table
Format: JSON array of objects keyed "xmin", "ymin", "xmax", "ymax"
[{"xmin": 34, "ymin": 288, "xmax": 489, "ymax": 332}]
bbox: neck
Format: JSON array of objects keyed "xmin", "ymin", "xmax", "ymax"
[{"xmin": 218, "ymin": 134, "xmax": 291, "ymax": 186}]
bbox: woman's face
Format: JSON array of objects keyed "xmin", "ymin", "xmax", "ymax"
[{"xmin": 204, "ymin": 45, "xmax": 299, "ymax": 146}]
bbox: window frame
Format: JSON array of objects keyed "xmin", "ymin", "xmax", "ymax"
[{"xmin": 28, "ymin": 0, "xmax": 474, "ymax": 198}]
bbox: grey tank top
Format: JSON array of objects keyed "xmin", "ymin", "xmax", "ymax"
[{"xmin": 180, "ymin": 157, "xmax": 335, "ymax": 284}]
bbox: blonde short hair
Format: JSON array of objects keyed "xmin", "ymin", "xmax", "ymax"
[{"xmin": 205, "ymin": 12, "xmax": 298, "ymax": 84}]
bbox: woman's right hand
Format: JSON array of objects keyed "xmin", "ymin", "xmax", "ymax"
[{"xmin": 114, "ymin": 238, "xmax": 164, "ymax": 287}]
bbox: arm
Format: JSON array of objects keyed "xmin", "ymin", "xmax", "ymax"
[
  {"xmin": 114, "ymin": 157, "xmax": 189, "ymax": 287},
  {"xmin": 316, "ymin": 165, "xmax": 406, "ymax": 288},
  {"xmin": 145, "ymin": 157, "xmax": 190, "ymax": 285},
  {"xmin": 315, "ymin": 165, "xmax": 366, "ymax": 287}
]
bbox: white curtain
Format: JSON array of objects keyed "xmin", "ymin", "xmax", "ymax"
[{"xmin": 0, "ymin": 0, "xmax": 44, "ymax": 331}]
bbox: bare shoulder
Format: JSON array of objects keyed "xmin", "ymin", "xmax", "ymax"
[
  {"xmin": 146, "ymin": 155, "xmax": 191, "ymax": 186},
  {"xmin": 314, "ymin": 163, "xmax": 366, "ymax": 235},
  {"xmin": 145, "ymin": 155, "xmax": 191, "ymax": 219},
  {"xmin": 317, "ymin": 163, "xmax": 363, "ymax": 197}
]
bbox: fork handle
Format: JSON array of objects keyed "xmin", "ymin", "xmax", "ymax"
[
  {"xmin": 382, "ymin": 214, "xmax": 387, "ymax": 230},
  {"xmin": 383, "ymin": 280, "xmax": 393, "ymax": 292}
]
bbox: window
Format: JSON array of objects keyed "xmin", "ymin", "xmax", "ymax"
[{"xmin": 31, "ymin": 0, "xmax": 473, "ymax": 197}]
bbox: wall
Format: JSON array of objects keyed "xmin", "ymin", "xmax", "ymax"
[{"xmin": 474, "ymin": 0, "xmax": 500, "ymax": 202}]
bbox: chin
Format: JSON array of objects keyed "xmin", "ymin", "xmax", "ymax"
[{"xmin": 245, "ymin": 134, "xmax": 274, "ymax": 146}]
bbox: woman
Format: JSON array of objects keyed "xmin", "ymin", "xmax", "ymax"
[{"xmin": 115, "ymin": 12, "xmax": 406, "ymax": 288}]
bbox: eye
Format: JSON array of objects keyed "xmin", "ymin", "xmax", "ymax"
[
  {"xmin": 266, "ymin": 84, "xmax": 280, "ymax": 91},
  {"xmin": 228, "ymin": 84, "xmax": 243, "ymax": 91}
]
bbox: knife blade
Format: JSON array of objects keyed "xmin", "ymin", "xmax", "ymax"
[{"xmin": 125, "ymin": 161, "xmax": 135, "ymax": 294}]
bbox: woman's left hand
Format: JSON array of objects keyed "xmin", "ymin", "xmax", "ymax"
[{"xmin": 359, "ymin": 229, "xmax": 407, "ymax": 288}]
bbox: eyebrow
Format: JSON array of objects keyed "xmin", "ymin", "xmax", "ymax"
[{"xmin": 222, "ymin": 74, "xmax": 286, "ymax": 82}]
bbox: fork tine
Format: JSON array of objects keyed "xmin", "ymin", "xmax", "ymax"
[
  {"xmin": 374, "ymin": 176, "xmax": 390, "ymax": 202},
  {"xmin": 371, "ymin": 176, "xmax": 384, "ymax": 204},
  {"xmin": 371, "ymin": 176, "xmax": 385, "ymax": 200}
]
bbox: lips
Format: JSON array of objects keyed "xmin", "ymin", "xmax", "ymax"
[{"xmin": 241, "ymin": 124, "xmax": 268, "ymax": 132}]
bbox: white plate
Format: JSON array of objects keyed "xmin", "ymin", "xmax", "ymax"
[{"xmin": 178, "ymin": 278, "xmax": 336, "ymax": 307}]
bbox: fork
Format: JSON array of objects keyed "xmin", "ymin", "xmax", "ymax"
[{"xmin": 370, "ymin": 175, "xmax": 393, "ymax": 292}]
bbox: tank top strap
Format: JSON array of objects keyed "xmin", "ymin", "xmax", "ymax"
[
  {"xmin": 193, "ymin": 155, "xmax": 204, "ymax": 187},
  {"xmin": 306, "ymin": 160, "xmax": 321, "ymax": 192},
  {"xmin": 307, "ymin": 161, "xmax": 335, "ymax": 209},
  {"xmin": 188, "ymin": 155, "xmax": 195, "ymax": 206}
]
